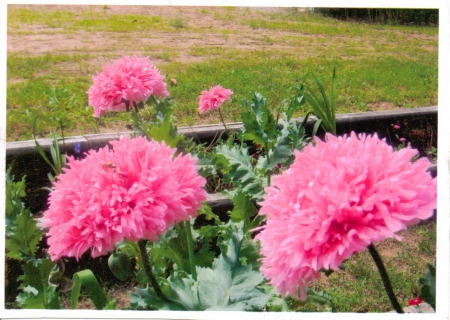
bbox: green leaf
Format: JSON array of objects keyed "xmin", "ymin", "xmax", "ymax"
[
  {"xmin": 130, "ymin": 222, "xmax": 273, "ymax": 311},
  {"xmin": 5, "ymin": 167, "xmax": 29, "ymax": 234},
  {"xmin": 419, "ymin": 262, "xmax": 436, "ymax": 309},
  {"xmin": 238, "ymin": 237, "xmax": 262, "ymax": 268},
  {"xmin": 194, "ymin": 152, "xmax": 217, "ymax": 176},
  {"xmin": 305, "ymin": 288, "xmax": 335, "ymax": 312},
  {"xmin": 71, "ymin": 269, "xmax": 110, "ymax": 310},
  {"xmin": 147, "ymin": 112, "xmax": 187, "ymax": 149},
  {"xmin": 150, "ymin": 224, "xmax": 191, "ymax": 275},
  {"xmin": 285, "ymin": 94, "xmax": 306, "ymax": 121},
  {"xmin": 230, "ymin": 191, "xmax": 257, "ymax": 232},
  {"xmin": 256, "ymin": 114, "xmax": 308, "ymax": 174},
  {"xmin": 297, "ymin": 68, "xmax": 337, "ymax": 135},
  {"xmin": 6, "ymin": 211, "xmax": 44, "ymax": 261},
  {"xmin": 215, "ymin": 144, "xmax": 265, "ymax": 200},
  {"xmin": 130, "ymin": 276, "xmax": 200, "ymax": 311},
  {"xmin": 130, "ymin": 98, "xmax": 190, "ymax": 151},
  {"xmin": 197, "ymin": 222, "xmax": 272, "ymax": 311},
  {"xmin": 260, "ymin": 284, "xmax": 289, "ymax": 311},
  {"xmin": 241, "ymin": 93, "xmax": 277, "ymax": 146},
  {"xmin": 17, "ymin": 259, "xmax": 59, "ymax": 309}
]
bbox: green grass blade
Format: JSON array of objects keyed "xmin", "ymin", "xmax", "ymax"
[
  {"xmin": 33, "ymin": 118, "xmax": 58, "ymax": 175},
  {"xmin": 303, "ymin": 92, "xmax": 328, "ymax": 121},
  {"xmin": 311, "ymin": 73, "xmax": 330, "ymax": 112},
  {"xmin": 312, "ymin": 119, "xmax": 323, "ymax": 137},
  {"xmin": 329, "ymin": 65, "xmax": 337, "ymax": 134},
  {"xmin": 49, "ymin": 139, "xmax": 60, "ymax": 174},
  {"xmin": 71, "ymin": 269, "xmax": 109, "ymax": 310},
  {"xmin": 299, "ymin": 111, "xmax": 314, "ymax": 130},
  {"xmin": 303, "ymin": 91, "xmax": 333, "ymax": 132},
  {"xmin": 70, "ymin": 274, "xmax": 82, "ymax": 310}
]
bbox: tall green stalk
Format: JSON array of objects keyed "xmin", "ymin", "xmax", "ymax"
[
  {"xmin": 184, "ymin": 220, "xmax": 198, "ymax": 281},
  {"xmin": 137, "ymin": 240, "xmax": 169, "ymax": 302},
  {"xmin": 368, "ymin": 244, "xmax": 404, "ymax": 313},
  {"xmin": 218, "ymin": 108, "xmax": 229, "ymax": 134}
]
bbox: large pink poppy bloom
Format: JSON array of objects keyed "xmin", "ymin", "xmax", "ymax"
[
  {"xmin": 87, "ymin": 56, "xmax": 169, "ymax": 117},
  {"xmin": 41, "ymin": 136, "xmax": 207, "ymax": 261},
  {"xmin": 198, "ymin": 85, "xmax": 233, "ymax": 114},
  {"xmin": 255, "ymin": 132, "xmax": 437, "ymax": 300}
]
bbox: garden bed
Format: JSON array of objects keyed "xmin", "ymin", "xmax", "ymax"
[
  {"xmin": 5, "ymin": 106, "xmax": 438, "ymax": 311},
  {"xmin": 6, "ymin": 106, "xmax": 437, "ymax": 215}
]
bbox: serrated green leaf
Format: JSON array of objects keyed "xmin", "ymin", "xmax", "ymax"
[
  {"xmin": 130, "ymin": 98, "xmax": 191, "ymax": 151},
  {"xmin": 131, "ymin": 222, "xmax": 273, "ymax": 311},
  {"xmin": 196, "ymin": 222, "xmax": 272, "ymax": 311},
  {"xmin": 147, "ymin": 113, "xmax": 187, "ymax": 149},
  {"xmin": 255, "ymin": 115, "xmax": 308, "ymax": 174},
  {"xmin": 230, "ymin": 191, "xmax": 257, "ymax": 232},
  {"xmin": 149, "ymin": 224, "xmax": 190, "ymax": 275},
  {"xmin": 241, "ymin": 93, "xmax": 277, "ymax": 146},
  {"xmin": 215, "ymin": 144, "xmax": 265, "ymax": 199},
  {"xmin": 17, "ymin": 259, "xmax": 59, "ymax": 309},
  {"xmin": 260, "ymin": 284, "xmax": 289, "ymax": 311},
  {"xmin": 194, "ymin": 153, "xmax": 217, "ymax": 176},
  {"xmin": 130, "ymin": 275, "xmax": 201, "ymax": 311},
  {"xmin": 5, "ymin": 167, "xmax": 29, "ymax": 234},
  {"xmin": 239, "ymin": 237, "xmax": 262, "ymax": 268},
  {"xmin": 6, "ymin": 212, "xmax": 44, "ymax": 261}
]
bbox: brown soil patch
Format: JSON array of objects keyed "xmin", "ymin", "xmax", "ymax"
[
  {"xmin": 7, "ymin": 5, "xmax": 291, "ymax": 62},
  {"xmin": 6, "ymin": 4, "xmax": 389, "ymax": 70},
  {"xmin": 366, "ymin": 101, "xmax": 399, "ymax": 111},
  {"xmin": 60, "ymin": 283, "xmax": 136, "ymax": 310}
]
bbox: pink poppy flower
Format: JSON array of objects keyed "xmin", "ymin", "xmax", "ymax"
[
  {"xmin": 87, "ymin": 56, "xmax": 169, "ymax": 117},
  {"xmin": 198, "ymin": 85, "xmax": 233, "ymax": 114},
  {"xmin": 255, "ymin": 132, "xmax": 436, "ymax": 300},
  {"xmin": 41, "ymin": 136, "xmax": 206, "ymax": 261}
]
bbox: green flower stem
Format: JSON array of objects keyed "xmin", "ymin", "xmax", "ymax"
[
  {"xmin": 184, "ymin": 220, "xmax": 198, "ymax": 281},
  {"xmin": 132, "ymin": 101, "xmax": 139, "ymax": 113},
  {"xmin": 368, "ymin": 244, "xmax": 404, "ymax": 313},
  {"xmin": 265, "ymin": 141, "xmax": 272, "ymax": 186},
  {"xmin": 137, "ymin": 240, "xmax": 169, "ymax": 302},
  {"xmin": 218, "ymin": 108, "xmax": 229, "ymax": 134}
]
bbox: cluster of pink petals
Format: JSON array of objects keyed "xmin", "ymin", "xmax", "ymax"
[
  {"xmin": 198, "ymin": 85, "xmax": 233, "ymax": 114},
  {"xmin": 255, "ymin": 132, "xmax": 437, "ymax": 300},
  {"xmin": 87, "ymin": 56, "xmax": 169, "ymax": 117},
  {"xmin": 41, "ymin": 136, "xmax": 207, "ymax": 261}
]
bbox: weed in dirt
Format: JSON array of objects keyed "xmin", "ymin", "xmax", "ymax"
[{"xmin": 170, "ymin": 17, "xmax": 186, "ymax": 29}]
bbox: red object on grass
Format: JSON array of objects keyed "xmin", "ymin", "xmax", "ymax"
[{"xmin": 408, "ymin": 297, "xmax": 423, "ymax": 306}]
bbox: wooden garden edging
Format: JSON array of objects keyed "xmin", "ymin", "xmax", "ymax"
[{"xmin": 6, "ymin": 106, "xmax": 437, "ymax": 215}]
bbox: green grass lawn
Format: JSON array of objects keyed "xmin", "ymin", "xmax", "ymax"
[{"xmin": 7, "ymin": 5, "xmax": 438, "ymax": 141}]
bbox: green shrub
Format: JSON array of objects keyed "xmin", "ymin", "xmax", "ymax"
[{"xmin": 316, "ymin": 8, "xmax": 438, "ymax": 26}]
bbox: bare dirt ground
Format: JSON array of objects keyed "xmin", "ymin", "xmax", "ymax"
[{"xmin": 7, "ymin": 5, "xmax": 298, "ymax": 65}]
